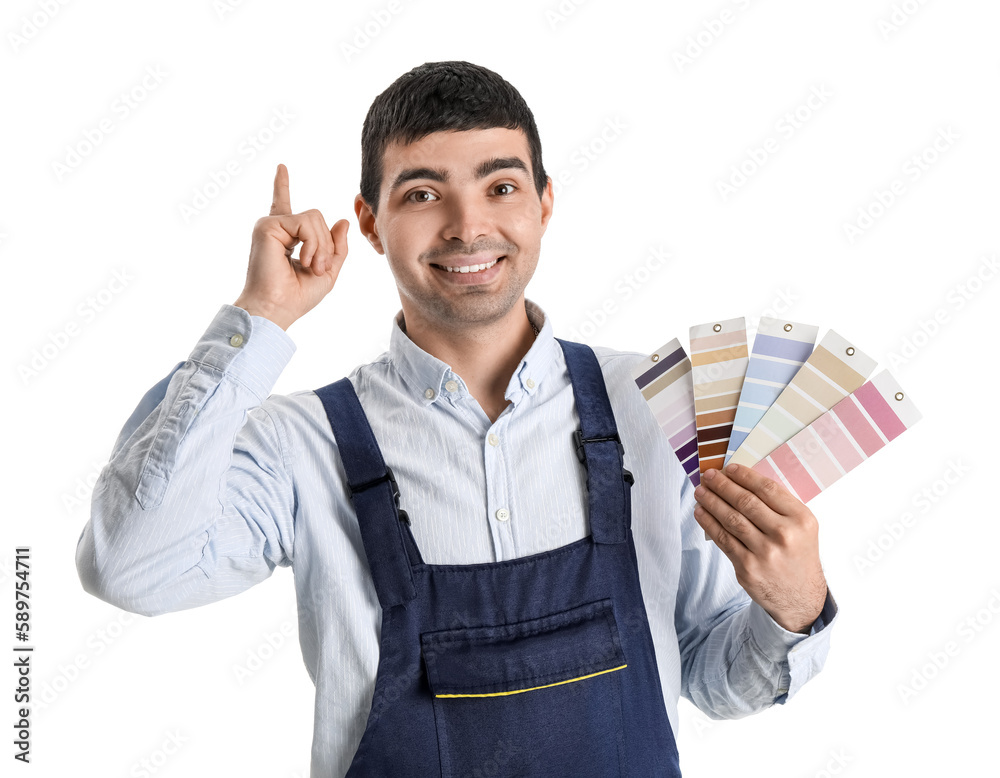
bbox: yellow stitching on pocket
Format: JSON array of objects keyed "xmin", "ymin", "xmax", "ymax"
[{"xmin": 434, "ymin": 664, "xmax": 627, "ymax": 698}]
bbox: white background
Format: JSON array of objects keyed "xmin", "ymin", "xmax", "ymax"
[{"xmin": 3, "ymin": 0, "xmax": 998, "ymax": 775}]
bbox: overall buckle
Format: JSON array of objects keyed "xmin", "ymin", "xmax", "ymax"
[
  {"xmin": 348, "ymin": 466, "xmax": 411, "ymax": 524},
  {"xmin": 573, "ymin": 430, "xmax": 634, "ymax": 485}
]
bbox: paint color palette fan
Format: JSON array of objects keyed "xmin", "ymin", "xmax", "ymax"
[{"xmin": 631, "ymin": 316, "xmax": 922, "ymax": 502}]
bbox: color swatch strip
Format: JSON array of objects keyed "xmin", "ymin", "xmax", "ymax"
[
  {"xmin": 752, "ymin": 371, "xmax": 921, "ymax": 502},
  {"xmin": 632, "ymin": 339, "xmax": 700, "ymax": 486},
  {"xmin": 725, "ymin": 317, "xmax": 819, "ymax": 466},
  {"xmin": 690, "ymin": 317, "xmax": 749, "ymax": 475},
  {"xmin": 728, "ymin": 330, "xmax": 877, "ymax": 468}
]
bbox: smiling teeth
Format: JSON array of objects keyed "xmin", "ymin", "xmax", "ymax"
[{"xmin": 440, "ymin": 258, "xmax": 499, "ymax": 273}]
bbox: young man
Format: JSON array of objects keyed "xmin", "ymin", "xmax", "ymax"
[{"xmin": 77, "ymin": 61, "xmax": 837, "ymax": 776}]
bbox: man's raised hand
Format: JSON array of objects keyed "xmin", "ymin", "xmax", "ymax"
[{"xmin": 234, "ymin": 164, "xmax": 350, "ymax": 330}]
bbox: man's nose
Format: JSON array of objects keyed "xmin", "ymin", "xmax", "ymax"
[{"xmin": 441, "ymin": 194, "xmax": 490, "ymax": 245}]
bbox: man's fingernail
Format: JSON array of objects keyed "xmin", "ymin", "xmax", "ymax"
[
  {"xmin": 726, "ymin": 464, "xmax": 738, "ymax": 474},
  {"xmin": 704, "ymin": 469, "xmax": 716, "ymax": 480}
]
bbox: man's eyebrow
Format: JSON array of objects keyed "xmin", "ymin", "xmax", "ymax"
[
  {"xmin": 388, "ymin": 167, "xmax": 447, "ymax": 196},
  {"xmin": 474, "ymin": 156, "xmax": 530, "ymax": 179},
  {"xmin": 388, "ymin": 157, "xmax": 531, "ymax": 197}
]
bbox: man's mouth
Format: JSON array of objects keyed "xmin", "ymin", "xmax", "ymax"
[{"xmin": 432, "ymin": 257, "xmax": 504, "ymax": 274}]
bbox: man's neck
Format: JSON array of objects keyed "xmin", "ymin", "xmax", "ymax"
[{"xmin": 401, "ymin": 301, "xmax": 537, "ymax": 423}]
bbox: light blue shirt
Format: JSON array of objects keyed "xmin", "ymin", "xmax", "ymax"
[{"xmin": 76, "ymin": 300, "xmax": 837, "ymax": 777}]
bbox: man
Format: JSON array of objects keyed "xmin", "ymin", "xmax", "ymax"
[{"xmin": 77, "ymin": 61, "xmax": 836, "ymax": 776}]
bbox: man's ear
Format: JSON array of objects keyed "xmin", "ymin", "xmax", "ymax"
[
  {"xmin": 354, "ymin": 193, "xmax": 385, "ymax": 255},
  {"xmin": 539, "ymin": 176, "xmax": 554, "ymax": 235}
]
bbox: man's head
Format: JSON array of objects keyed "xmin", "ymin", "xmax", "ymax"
[
  {"xmin": 359, "ymin": 61, "xmax": 547, "ymax": 215},
  {"xmin": 354, "ymin": 62, "xmax": 554, "ymax": 340}
]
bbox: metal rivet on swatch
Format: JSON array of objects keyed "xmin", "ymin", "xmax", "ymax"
[
  {"xmin": 846, "ymin": 347, "xmax": 855, "ymax": 356},
  {"xmin": 713, "ymin": 323, "xmax": 722, "ymax": 332},
  {"xmin": 784, "ymin": 323, "xmax": 793, "ymax": 332},
  {"xmin": 651, "ymin": 354, "xmax": 659, "ymax": 362},
  {"xmin": 895, "ymin": 392, "xmax": 904, "ymax": 401}
]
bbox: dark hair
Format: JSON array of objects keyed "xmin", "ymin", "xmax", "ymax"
[{"xmin": 360, "ymin": 61, "xmax": 547, "ymax": 214}]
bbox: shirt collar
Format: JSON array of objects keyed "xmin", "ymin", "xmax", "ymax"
[{"xmin": 388, "ymin": 299, "xmax": 559, "ymax": 407}]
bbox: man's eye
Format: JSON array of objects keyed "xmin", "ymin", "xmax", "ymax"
[
  {"xmin": 493, "ymin": 183, "xmax": 517, "ymax": 196},
  {"xmin": 407, "ymin": 190, "xmax": 438, "ymax": 203}
]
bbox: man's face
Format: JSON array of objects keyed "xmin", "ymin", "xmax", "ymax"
[{"xmin": 355, "ymin": 127, "xmax": 553, "ymax": 334}]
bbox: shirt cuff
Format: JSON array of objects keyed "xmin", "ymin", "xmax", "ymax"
[
  {"xmin": 188, "ymin": 304, "xmax": 296, "ymax": 400},
  {"xmin": 747, "ymin": 589, "xmax": 839, "ymax": 704},
  {"xmin": 748, "ymin": 589, "xmax": 839, "ymax": 654}
]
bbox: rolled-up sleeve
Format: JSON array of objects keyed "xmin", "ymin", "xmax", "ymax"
[
  {"xmin": 674, "ymin": 475, "xmax": 839, "ymax": 718},
  {"xmin": 76, "ymin": 304, "xmax": 297, "ymax": 616}
]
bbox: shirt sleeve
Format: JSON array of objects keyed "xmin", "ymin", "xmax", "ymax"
[
  {"xmin": 674, "ymin": 475, "xmax": 840, "ymax": 718},
  {"xmin": 75, "ymin": 304, "xmax": 298, "ymax": 616}
]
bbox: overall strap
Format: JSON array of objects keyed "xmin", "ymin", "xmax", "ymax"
[
  {"xmin": 314, "ymin": 378, "xmax": 417, "ymax": 608},
  {"xmin": 557, "ymin": 339, "xmax": 631, "ymax": 545}
]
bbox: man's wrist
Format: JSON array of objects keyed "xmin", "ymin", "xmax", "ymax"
[
  {"xmin": 233, "ymin": 295, "xmax": 295, "ymax": 331},
  {"xmin": 767, "ymin": 584, "xmax": 828, "ymax": 635}
]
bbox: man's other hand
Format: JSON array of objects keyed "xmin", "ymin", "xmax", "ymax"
[{"xmin": 693, "ymin": 463, "xmax": 828, "ymax": 634}]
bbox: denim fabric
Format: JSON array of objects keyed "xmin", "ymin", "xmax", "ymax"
[{"xmin": 316, "ymin": 339, "xmax": 681, "ymax": 777}]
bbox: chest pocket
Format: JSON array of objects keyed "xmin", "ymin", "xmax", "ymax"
[{"xmin": 420, "ymin": 599, "xmax": 628, "ymax": 777}]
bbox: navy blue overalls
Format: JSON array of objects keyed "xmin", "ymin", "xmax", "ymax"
[{"xmin": 314, "ymin": 339, "xmax": 681, "ymax": 777}]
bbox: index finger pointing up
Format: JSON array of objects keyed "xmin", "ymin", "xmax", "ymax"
[{"xmin": 270, "ymin": 163, "xmax": 291, "ymax": 215}]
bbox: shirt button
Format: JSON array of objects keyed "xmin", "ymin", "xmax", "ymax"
[
  {"xmin": 229, "ymin": 333, "xmax": 244, "ymax": 348},
  {"xmin": 526, "ymin": 378, "xmax": 535, "ymax": 389},
  {"xmin": 487, "ymin": 433, "xmax": 499, "ymax": 447},
  {"xmin": 445, "ymin": 380, "xmax": 459, "ymax": 393},
  {"xmin": 424, "ymin": 388, "xmax": 435, "ymax": 400},
  {"xmin": 495, "ymin": 508, "xmax": 510, "ymax": 522}
]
